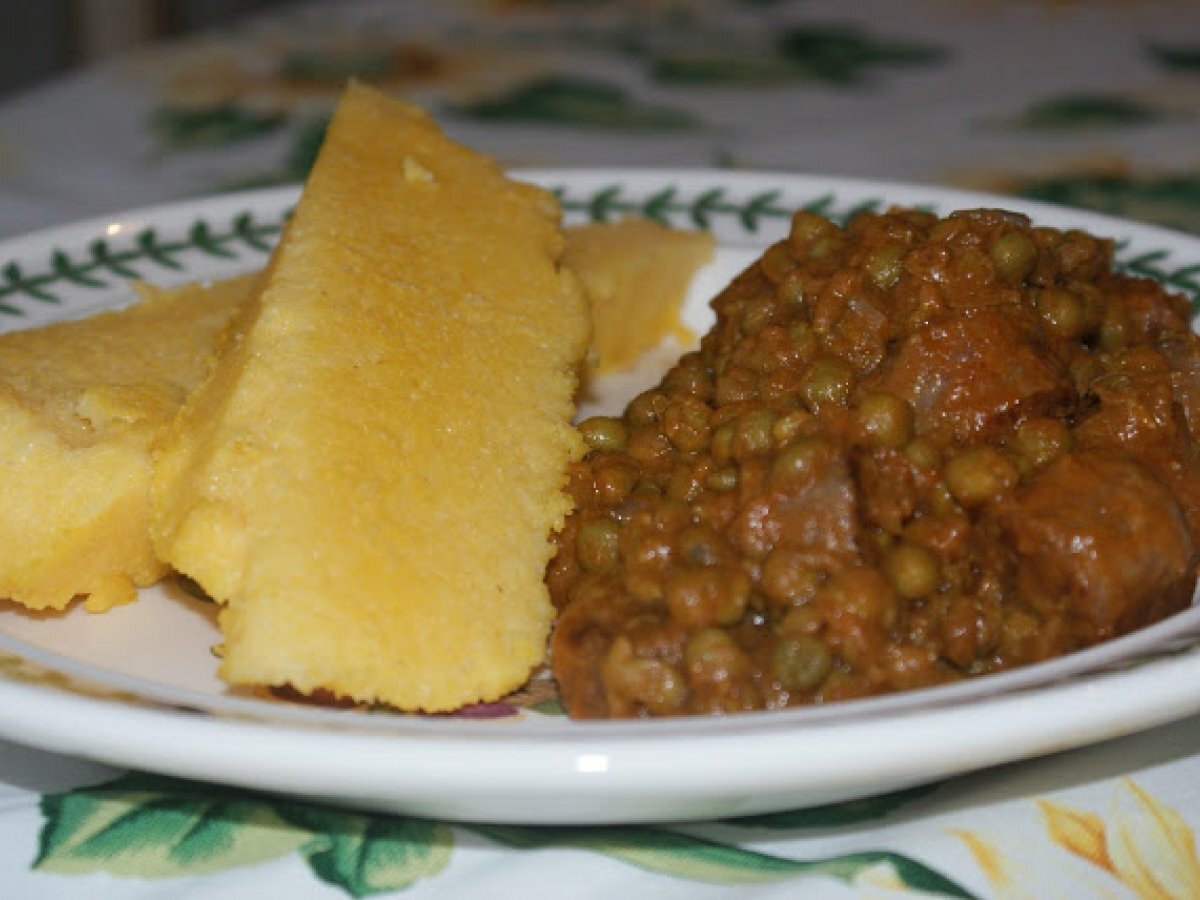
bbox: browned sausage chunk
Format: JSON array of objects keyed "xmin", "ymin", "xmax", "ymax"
[{"xmin": 999, "ymin": 450, "xmax": 1197, "ymax": 644}]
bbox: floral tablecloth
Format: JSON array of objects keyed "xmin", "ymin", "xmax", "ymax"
[{"xmin": 2, "ymin": 1, "xmax": 1200, "ymax": 897}]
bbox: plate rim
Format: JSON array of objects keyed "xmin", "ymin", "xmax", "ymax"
[{"xmin": 2, "ymin": 166, "xmax": 1200, "ymax": 823}]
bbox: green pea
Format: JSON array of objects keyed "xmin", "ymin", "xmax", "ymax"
[
  {"xmin": 578, "ymin": 416, "xmax": 628, "ymax": 451},
  {"xmin": 593, "ymin": 459, "xmax": 638, "ymax": 504},
  {"xmin": 1098, "ymin": 302, "xmax": 1132, "ymax": 352},
  {"xmin": 885, "ymin": 542, "xmax": 940, "ymax": 599},
  {"xmin": 602, "ymin": 636, "xmax": 686, "ymax": 715},
  {"xmin": 662, "ymin": 355, "xmax": 713, "ymax": 398},
  {"xmin": 685, "ymin": 628, "xmax": 751, "ymax": 683},
  {"xmin": 772, "ymin": 409, "xmax": 815, "ymax": 447},
  {"xmin": 854, "ymin": 391, "xmax": 914, "ymax": 449},
  {"xmin": 779, "ymin": 604, "xmax": 822, "ymax": 635},
  {"xmin": 789, "ymin": 321, "xmax": 818, "ymax": 360},
  {"xmin": 927, "ymin": 479, "xmax": 961, "ymax": 515},
  {"xmin": 686, "ymin": 626, "xmax": 737, "ymax": 663},
  {"xmin": 1012, "ymin": 417, "xmax": 1071, "ymax": 469},
  {"xmin": 731, "ymin": 409, "xmax": 777, "ymax": 459},
  {"xmin": 705, "ymin": 466, "xmax": 740, "ymax": 492},
  {"xmin": 819, "ymin": 567, "xmax": 899, "ymax": 630},
  {"xmin": 576, "ymin": 518, "xmax": 622, "ymax": 572},
  {"xmin": 1036, "ymin": 287, "xmax": 1085, "ymax": 341},
  {"xmin": 743, "ymin": 347, "xmax": 778, "ymax": 374},
  {"xmin": 760, "ymin": 549, "xmax": 822, "ymax": 606},
  {"xmin": 710, "ymin": 423, "xmax": 735, "ymax": 463},
  {"xmin": 801, "ymin": 356, "xmax": 855, "ymax": 412},
  {"xmin": 741, "ymin": 296, "xmax": 777, "ymax": 336},
  {"xmin": 679, "ymin": 527, "xmax": 725, "ymax": 567},
  {"xmin": 665, "ymin": 566, "xmax": 750, "ymax": 628},
  {"xmin": 788, "ymin": 210, "xmax": 836, "ymax": 251},
  {"xmin": 945, "ymin": 446, "xmax": 1019, "ymax": 508},
  {"xmin": 663, "ymin": 397, "xmax": 712, "ymax": 453},
  {"xmin": 929, "ymin": 217, "xmax": 960, "ymax": 244},
  {"xmin": 989, "ymin": 230, "xmax": 1038, "ymax": 283},
  {"xmin": 626, "ymin": 390, "xmax": 664, "ymax": 426},
  {"xmin": 807, "ymin": 235, "xmax": 841, "ymax": 261},
  {"xmin": 759, "ymin": 241, "xmax": 794, "ymax": 286},
  {"xmin": 904, "ymin": 436, "xmax": 942, "ymax": 471},
  {"xmin": 771, "ymin": 634, "xmax": 833, "ymax": 692},
  {"xmin": 866, "ymin": 244, "xmax": 906, "ymax": 290},
  {"xmin": 770, "ymin": 435, "xmax": 834, "ymax": 491}
]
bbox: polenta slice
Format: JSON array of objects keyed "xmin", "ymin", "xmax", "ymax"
[
  {"xmin": 0, "ymin": 275, "xmax": 256, "ymax": 611},
  {"xmin": 151, "ymin": 83, "xmax": 590, "ymax": 712},
  {"xmin": 564, "ymin": 217, "xmax": 714, "ymax": 373}
]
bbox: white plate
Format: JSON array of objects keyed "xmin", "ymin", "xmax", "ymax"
[{"xmin": 1, "ymin": 170, "xmax": 1200, "ymax": 825}]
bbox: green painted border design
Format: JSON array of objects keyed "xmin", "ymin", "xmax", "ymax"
[
  {"xmin": 1115, "ymin": 242, "xmax": 1200, "ymax": 303},
  {"xmin": 551, "ymin": 183, "xmax": 882, "ymax": 231},
  {"xmin": 0, "ymin": 183, "xmax": 1198, "ymax": 322},
  {"xmin": 0, "ymin": 211, "xmax": 287, "ymax": 319}
]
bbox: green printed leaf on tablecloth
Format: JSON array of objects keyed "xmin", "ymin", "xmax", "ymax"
[
  {"xmin": 731, "ymin": 782, "xmax": 942, "ymax": 829},
  {"xmin": 775, "ymin": 25, "xmax": 947, "ymax": 84},
  {"xmin": 650, "ymin": 51, "xmax": 819, "ymax": 87},
  {"xmin": 35, "ymin": 773, "xmax": 309, "ymax": 878},
  {"xmin": 149, "ymin": 104, "xmax": 287, "ymax": 154},
  {"xmin": 472, "ymin": 823, "xmax": 978, "ymax": 898},
  {"xmin": 649, "ymin": 24, "xmax": 946, "ymax": 86},
  {"xmin": 281, "ymin": 49, "xmax": 398, "ymax": 83},
  {"xmin": 222, "ymin": 115, "xmax": 332, "ymax": 192},
  {"xmin": 35, "ymin": 774, "xmax": 453, "ymax": 897},
  {"xmin": 1147, "ymin": 42, "xmax": 1200, "ymax": 73},
  {"xmin": 279, "ymin": 43, "xmax": 443, "ymax": 85},
  {"xmin": 450, "ymin": 77, "xmax": 698, "ymax": 130},
  {"xmin": 1000, "ymin": 93, "xmax": 1165, "ymax": 130},
  {"xmin": 280, "ymin": 804, "xmax": 453, "ymax": 897},
  {"xmin": 1015, "ymin": 171, "xmax": 1200, "ymax": 237},
  {"xmin": 285, "ymin": 116, "xmax": 333, "ymax": 180}
]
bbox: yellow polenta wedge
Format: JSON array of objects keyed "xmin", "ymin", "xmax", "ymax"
[
  {"xmin": 0, "ymin": 275, "xmax": 256, "ymax": 611},
  {"xmin": 563, "ymin": 217, "xmax": 714, "ymax": 373},
  {"xmin": 151, "ymin": 83, "xmax": 590, "ymax": 711}
]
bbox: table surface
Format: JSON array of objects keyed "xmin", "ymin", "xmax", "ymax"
[{"xmin": 2, "ymin": 1, "xmax": 1200, "ymax": 897}]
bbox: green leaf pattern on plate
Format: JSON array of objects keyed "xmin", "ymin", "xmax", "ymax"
[
  {"xmin": 1, "ymin": 182, "xmax": 1197, "ymax": 323},
  {"xmin": 0, "ymin": 210, "xmax": 286, "ymax": 317},
  {"xmin": 1118, "ymin": 248, "xmax": 1200, "ymax": 313},
  {"xmin": 553, "ymin": 183, "xmax": 879, "ymax": 231}
]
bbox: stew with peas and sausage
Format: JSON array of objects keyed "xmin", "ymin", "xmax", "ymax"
[{"xmin": 547, "ymin": 206, "xmax": 1200, "ymax": 718}]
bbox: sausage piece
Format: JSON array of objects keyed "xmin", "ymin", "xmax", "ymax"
[{"xmin": 999, "ymin": 450, "xmax": 1197, "ymax": 644}]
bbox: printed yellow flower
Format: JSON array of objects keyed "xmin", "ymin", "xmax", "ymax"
[
  {"xmin": 1038, "ymin": 797, "xmax": 1111, "ymax": 872},
  {"xmin": 954, "ymin": 778, "xmax": 1200, "ymax": 899},
  {"xmin": 1040, "ymin": 778, "xmax": 1200, "ymax": 899},
  {"xmin": 950, "ymin": 827, "xmax": 1123, "ymax": 899},
  {"xmin": 951, "ymin": 829, "xmax": 1028, "ymax": 896}
]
